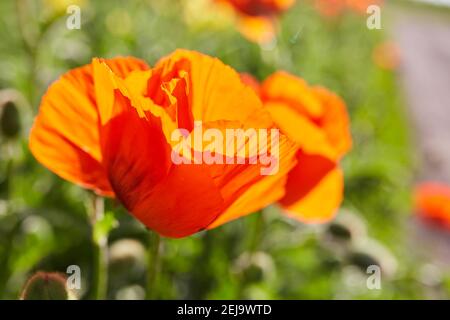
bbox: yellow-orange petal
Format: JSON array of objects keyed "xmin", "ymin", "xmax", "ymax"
[
  {"xmin": 260, "ymin": 71, "xmax": 351, "ymax": 160},
  {"xmin": 265, "ymin": 101, "xmax": 338, "ymax": 160},
  {"xmin": 273, "ymin": 0, "xmax": 296, "ymax": 11},
  {"xmin": 240, "ymin": 72, "xmax": 262, "ymax": 96},
  {"xmin": 238, "ymin": 15, "xmax": 276, "ymax": 44},
  {"xmin": 29, "ymin": 57, "xmax": 149, "ymax": 196},
  {"xmin": 312, "ymin": 86, "xmax": 352, "ymax": 158},
  {"xmin": 279, "ymin": 153, "xmax": 344, "ymax": 223},
  {"xmin": 261, "ymin": 71, "xmax": 324, "ymax": 120},
  {"xmin": 30, "ymin": 117, "xmax": 113, "ymax": 195},
  {"xmin": 208, "ymin": 131, "xmax": 298, "ymax": 228},
  {"xmin": 155, "ymin": 49, "xmax": 272, "ymax": 128}
]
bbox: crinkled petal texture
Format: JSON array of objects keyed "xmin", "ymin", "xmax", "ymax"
[
  {"xmin": 414, "ymin": 182, "xmax": 450, "ymax": 230},
  {"xmin": 30, "ymin": 50, "xmax": 298, "ymax": 238},
  {"xmin": 250, "ymin": 71, "xmax": 351, "ymax": 223}
]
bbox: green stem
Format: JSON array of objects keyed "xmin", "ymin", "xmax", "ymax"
[
  {"xmin": 146, "ymin": 231, "xmax": 162, "ymax": 300},
  {"xmin": 90, "ymin": 196, "xmax": 108, "ymax": 300},
  {"xmin": 15, "ymin": 0, "xmax": 38, "ymax": 108},
  {"xmin": 249, "ymin": 210, "xmax": 265, "ymax": 254},
  {"xmin": 237, "ymin": 210, "xmax": 266, "ymax": 298}
]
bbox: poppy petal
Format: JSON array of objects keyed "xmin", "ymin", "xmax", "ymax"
[
  {"xmin": 414, "ymin": 182, "xmax": 450, "ymax": 229},
  {"xmin": 208, "ymin": 132, "xmax": 298, "ymax": 228},
  {"xmin": 101, "ymin": 99, "xmax": 226, "ymax": 238},
  {"xmin": 29, "ymin": 57, "xmax": 148, "ymax": 195},
  {"xmin": 238, "ymin": 15, "xmax": 276, "ymax": 44},
  {"xmin": 312, "ymin": 86, "xmax": 352, "ymax": 158},
  {"xmin": 265, "ymin": 101, "xmax": 338, "ymax": 160},
  {"xmin": 279, "ymin": 153, "xmax": 343, "ymax": 223},
  {"xmin": 261, "ymin": 71, "xmax": 324, "ymax": 119},
  {"xmin": 155, "ymin": 49, "xmax": 272, "ymax": 128}
]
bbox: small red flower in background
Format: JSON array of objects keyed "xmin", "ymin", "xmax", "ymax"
[
  {"xmin": 215, "ymin": 0, "xmax": 296, "ymax": 43},
  {"xmin": 414, "ymin": 182, "xmax": 450, "ymax": 230},
  {"xmin": 242, "ymin": 71, "xmax": 352, "ymax": 223},
  {"xmin": 314, "ymin": 0, "xmax": 383, "ymax": 17},
  {"xmin": 372, "ymin": 41, "xmax": 401, "ymax": 71}
]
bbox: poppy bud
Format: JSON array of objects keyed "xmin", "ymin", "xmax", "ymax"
[
  {"xmin": 327, "ymin": 222, "xmax": 352, "ymax": 241},
  {"xmin": 347, "ymin": 251, "xmax": 380, "ymax": 272},
  {"xmin": 325, "ymin": 210, "xmax": 367, "ymax": 243},
  {"xmin": 109, "ymin": 239, "xmax": 146, "ymax": 273},
  {"xmin": 347, "ymin": 239, "xmax": 398, "ymax": 277},
  {"xmin": 234, "ymin": 252, "xmax": 275, "ymax": 284},
  {"xmin": 20, "ymin": 272, "xmax": 69, "ymax": 300},
  {"xmin": 242, "ymin": 264, "xmax": 265, "ymax": 284},
  {"xmin": 1, "ymin": 100, "xmax": 21, "ymax": 139}
]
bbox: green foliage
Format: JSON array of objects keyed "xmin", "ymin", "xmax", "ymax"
[{"xmin": 0, "ymin": 0, "xmax": 448, "ymax": 300}]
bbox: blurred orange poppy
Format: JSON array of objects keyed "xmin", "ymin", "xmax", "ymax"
[
  {"xmin": 372, "ymin": 41, "xmax": 401, "ymax": 71},
  {"xmin": 29, "ymin": 50, "xmax": 298, "ymax": 238},
  {"xmin": 242, "ymin": 71, "xmax": 352, "ymax": 223},
  {"xmin": 215, "ymin": 0, "xmax": 296, "ymax": 43},
  {"xmin": 314, "ymin": 0, "xmax": 383, "ymax": 17},
  {"xmin": 414, "ymin": 182, "xmax": 450, "ymax": 230}
]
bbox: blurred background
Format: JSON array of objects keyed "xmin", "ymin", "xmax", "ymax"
[{"xmin": 1, "ymin": 0, "xmax": 450, "ymax": 299}]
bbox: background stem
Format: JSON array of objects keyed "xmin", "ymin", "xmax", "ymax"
[
  {"xmin": 249, "ymin": 210, "xmax": 265, "ymax": 254},
  {"xmin": 237, "ymin": 210, "xmax": 266, "ymax": 298},
  {"xmin": 90, "ymin": 196, "xmax": 108, "ymax": 300},
  {"xmin": 146, "ymin": 231, "xmax": 162, "ymax": 300}
]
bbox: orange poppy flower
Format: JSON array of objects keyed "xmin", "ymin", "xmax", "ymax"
[
  {"xmin": 29, "ymin": 50, "xmax": 298, "ymax": 238},
  {"xmin": 314, "ymin": 0, "xmax": 383, "ymax": 17},
  {"xmin": 215, "ymin": 0, "xmax": 296, "ymax": 43},
  {"xmin": 242, "ymin": 71, "xmax": 352, "ymax": 223},
  {"xmin": 414, "ymin": 182, "xmax": 450, "ymax": 230}
]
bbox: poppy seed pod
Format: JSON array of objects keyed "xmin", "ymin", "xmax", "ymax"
[
  {"xmin": 20, "ymin": 272, "xmax": 71, "ymax": 300},
  {"xmin": 1, "ymin": 100, "xmax": 21, "ymax": 139}
]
